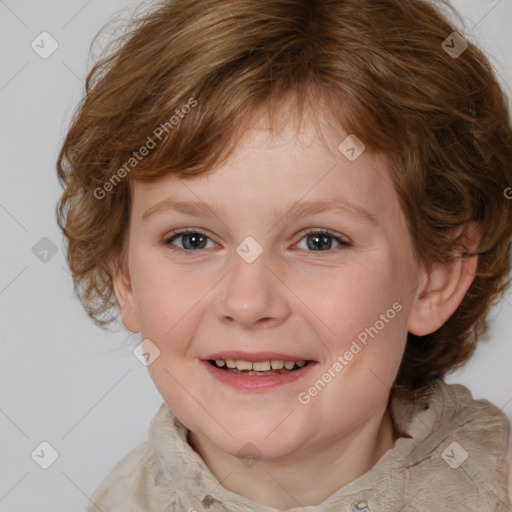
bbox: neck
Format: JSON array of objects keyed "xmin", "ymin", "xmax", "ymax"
[{"xmin": 188, "ymin": 407, "xmax": 397, "ymax": 510}]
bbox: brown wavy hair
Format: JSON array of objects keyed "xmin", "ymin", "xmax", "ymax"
[{"xmin": 56, "ymin": 0, "xmax": 512, "ymax": 402}]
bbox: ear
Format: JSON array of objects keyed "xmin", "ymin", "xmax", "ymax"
[
  {"xmin": 110, "ymin": 252, "xmax": 140, "ymax": 333},
  {"xmin": 407, "ymin": 222, "xmax": 481, "ymax": 336}
]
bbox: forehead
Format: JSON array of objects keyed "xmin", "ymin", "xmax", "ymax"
[{"xmin": 131, "ymin": 110, "xmax": 402, "ymax": 230}]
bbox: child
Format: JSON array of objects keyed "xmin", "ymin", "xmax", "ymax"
[{"xmin": 56, "ymin": 0, "xmax": 512, "ymax": 510}]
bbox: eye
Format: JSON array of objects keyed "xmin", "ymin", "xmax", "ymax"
[
  {"xmin": 164, "ymin": 228, "xmax": 351, "ymax": 253},
  {"xmin": 164, "ymin": 229, "xmax": 216, "ymax": 250},
  {"xmin": 296, "ymin": 229, "xmax": 351, "ymax": 252}
]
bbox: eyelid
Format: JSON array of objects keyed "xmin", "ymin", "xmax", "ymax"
[
  {"xmin": 163, "ymin": 228, "xmax": 219, "ymax": 247},
  {"xmin": 301, "ymin": 228, "xmax": 352, "ymax": 245},
  {"xmin": 163, "ymin": 227, "xmax": 352, "ymax": 251}
]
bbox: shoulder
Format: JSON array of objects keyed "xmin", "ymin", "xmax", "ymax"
[
  {"xmin": 85, "ymin": 441, "xmax": 177, "ymax": 512},
  {"xmin": 398, "ymin": 382, "xmax": 511, "ymax": 511},
  {"xmin": 439, "ymin": 383, "xmax": 510, "ymax": 505}
]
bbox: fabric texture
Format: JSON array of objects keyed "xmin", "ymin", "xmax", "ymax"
[{"xmin": 86, "ymin": 380, "xmax": 510, "ymax": 512}]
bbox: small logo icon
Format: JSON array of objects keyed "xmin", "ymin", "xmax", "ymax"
[
  {"xmin": 441, "ymin": 441, "xmax": 468, "ymax": 469},
  {"xmin": 31, "ymin": 32, "xmax": 59, "ymax": 59},
  {"xmin": 236, "ymin": 441, "xmax": 262, "ymax": 467},
  {"xmin": 338, "ymin": 134, "xmax": 365, "ymax": 161},
  {"xmin": 236, "ymin": 236, "xmax": 263, "ymax": 264},
  {"xmin": 350, "ymin": 502, "xmax": 370, "ymax": 512},
  {"xmin": 32, "ymin": 237, "xmax": 58, "ymax": 263},
  {"xmin": 442, "ymin": 32, "xmax": 468, "ymax": 59},
  {"xmin": 31, "ymin": 441, "xmax": 59, "ymax": 469},
  {"xmin": 134, "ymin": 339, "xmax": 161, "ymax": 366}
]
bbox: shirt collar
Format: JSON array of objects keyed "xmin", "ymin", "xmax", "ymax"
[{"xmin": 146, "ymin": 381, "xmax": 449, "ymax": 511}]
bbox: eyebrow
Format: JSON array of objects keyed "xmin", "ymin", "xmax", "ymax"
[{"xmin": 141, "ymin": 198, "xmax": 377, "ymax": 226}]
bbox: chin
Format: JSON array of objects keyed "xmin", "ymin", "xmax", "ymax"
[
  {"xmin": 194, "ymin": 411, "xmax": 309, "ymax": 461},
  {"xmin": 222, "ymin": 433, "xmax": 304, "ymax": 462}
]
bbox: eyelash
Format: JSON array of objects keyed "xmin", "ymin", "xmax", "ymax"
[{"xmin": 163, "ymin": 228, "xmax": 351, "ymax": 254}]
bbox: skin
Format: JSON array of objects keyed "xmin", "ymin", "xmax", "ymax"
[{"xmin": 113, "ymin": 105, "xmax": 479, "ymax": 509}]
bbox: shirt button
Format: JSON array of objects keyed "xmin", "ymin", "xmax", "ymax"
[{"xmin": 350, "ymin": 501, "xmax": 370, "ymax": 512}]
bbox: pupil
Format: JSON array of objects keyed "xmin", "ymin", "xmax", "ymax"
[
  {"xmin": 307, "ymin": 233, "xmax": 331, "ymax": 251},
  {"xmin": 183, "ymin": 233, "xmax": 206, "ymax": 250},
  {"xmin": 183, "ymin": 233, "xmax": 332, "ymax": 250}
]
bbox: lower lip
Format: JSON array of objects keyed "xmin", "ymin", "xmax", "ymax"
[{"xmin": 201, "ymin": 360, "xmax": 316, "ymax": 390}]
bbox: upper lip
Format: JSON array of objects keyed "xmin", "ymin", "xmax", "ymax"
[{"xmin": 203, "ymin": 351, "xmax": 315, "ymax": 362}]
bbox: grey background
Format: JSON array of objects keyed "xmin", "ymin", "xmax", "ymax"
[{"xmin": 0, "ymin": 0, "xmax": 511, "ymax": 510}]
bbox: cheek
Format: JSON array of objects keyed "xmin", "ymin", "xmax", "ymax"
[
  {"xmin": 131, "ymin": 259, "xmax": 190, "ymax": 337},
  {"xmin": 305, "ymin": 261, "xmax": 405, "ymax": 343},
  {"xmin": 307, "ymin": 261, "xmax": 408, "ymax": 394}
]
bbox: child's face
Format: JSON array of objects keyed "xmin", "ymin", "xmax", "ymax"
[{"xmin": 115, "ymin": 111, "xmax": 427, "ymax": 460}]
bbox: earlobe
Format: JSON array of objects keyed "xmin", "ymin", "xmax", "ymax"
[
  {"xmin": 407, "ymin": 222, "xmax": 480, "ymax": 336},
  {"xmin": 110, "ymin": 256, "xmax": 140, "ymax": 333}
]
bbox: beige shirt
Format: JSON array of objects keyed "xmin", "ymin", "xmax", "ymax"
[{"xmin": 86, "ymin": 380, "xmax": 510, "ymax": 511}]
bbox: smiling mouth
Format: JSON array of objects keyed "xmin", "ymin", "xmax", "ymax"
[{"xmin": 208, "ymin": 359, "xmax": 312, "ymax": 375}]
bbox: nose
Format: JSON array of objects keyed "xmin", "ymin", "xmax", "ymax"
[{"xmin": 213, "ymin": 242, "xmax": 291, "ymax": 330}]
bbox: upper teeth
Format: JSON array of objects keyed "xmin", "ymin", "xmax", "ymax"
[{"xmin": 215, "ymin": 359, "xmax": 307, "ymax": 371}]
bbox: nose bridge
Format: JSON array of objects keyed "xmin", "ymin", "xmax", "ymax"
[{"xmin": 215, "ymin": 235, "xmax": 290, "ymax": 328}]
